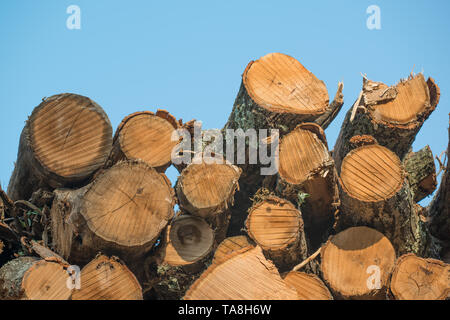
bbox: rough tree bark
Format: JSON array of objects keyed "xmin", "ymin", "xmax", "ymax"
[
  {"xmin": 403, "ymin": 145, "xmax": 437, "ymax": 202},
  {"xmin": 8, "ymin": 93, "xmax": 113, "ymax": 201}
]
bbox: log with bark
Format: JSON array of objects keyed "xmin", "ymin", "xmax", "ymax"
[
  {"xmin": 50, "ymin": 159, "xmax": 175, "ymax": 280},
  {"xmin": 333, "ymin": 74, "xmax": 439, "ymax": 171},
  {"xmin": 105, "ymin": 110, "xmax": 180, "ymax": 172},
  {"xmin": 8, "ymin": 93, "xmax": 113, "ymax": 201},
  {"xmin": 71, "ymin": 254, "xmax": 143, "ymax": 300},
  {"xmin": 403, "ymin": 145, "xmax": 437, "ymax": 202},
  {"xmin": 0, "ymin": 256, "xmax": 71, "ymax": 300},
  {"xmin": 275, "ymin": 123, "xmax": 338, "ymax": 251},
  {"xmin": 321, "ymin": 226, "xmax": 396, "ymax": 299},
  {"xmin": 175, "ymin": 158, "xmax": 241, "ymax": 244},
  {"xmin": 336, "ymin": 139, "xmax": 431, "ymax": 256},
  {"xmin": 184, "ymin": 246, "xmax": 298, "ymax": 300},
  {"xmin": 390, "ymin": 253, "xmax": 449, "ymax": 300},
  {"xmin": 152, "ymin": 214, "xmax": 215, "ymax": 300},
  {"xmin": 245, "ymin": 195, "xmax": 308, "ymax": 272}
]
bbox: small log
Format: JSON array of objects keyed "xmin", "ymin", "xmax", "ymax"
[
  {"xmin": 224, "ymin": 52, "xmax": 343, "ymax": 135},
  {"xmin": 8, "ymin": 93, "xmax": 113, "ymax": 201},
  {"xmin": 321, "ymin": 226, "xmax": 396, "ymax": 300},
  {"xmin": 390, "ymin": 254, "xmax": 449, "ymax": 300},
  {"xmin": 333, "ymin": 75, "xmax": 439, "ymax": 170},
  {"xmin": 50, "ymin": 160, "xmax": 175, "ymax": 279},
  {"xmin": 0, "ymin": 257, "xmax": 72, "ymax": 300},
  {"xmin": 71, "ymin": 254, "xmax": 143, "ymax": 300},
  {"xmin": 403, "ymin": 145, "xmax": 437, "ymax": 202},
  {"xmin": 245, "ymin": 196, "xmax": 308, "ymax": 272},
  {"xmin": 175, "ymin": 158, "xmax": 241, "ymax": 244},
  {"xmin": 152, "ymin": 214, "xmax": 215, "ymax": 300},
  {"xmin": 275, "ymin": 123, "xmax": 338, "ymax": 250},
  {"xmin": 429, "ymin": 115, "xmax": 450, "ymax": 242},
  {"xmin": 184, "ymin": 246, "xmax": 298, "ymax": 300},
  {"xmin": 283, "ymin": 271, "xmax": 333, "ymax": 300},
  {"xmin": 337, "ymin": 141, "xmax": 429, "ymax": 255},
  {"xmin": 212, "ymin": 235, "xmax": 254, "ymax": 265},
  {"xmin": 105, "ymin": 110, "xmax": 180, "ymax": 172}
]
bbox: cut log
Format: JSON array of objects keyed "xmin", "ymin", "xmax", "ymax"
[
  {"xmin": 71, "ymin": 254, "xmax": 143, "ymax": 300},
  {"xmin": 245, "ymin": 195, "xmax": 308, "ymax": 271},
  {"xmin": 184, "ymin": 246, "xmax": 298, "ymax": 300},
  {"xmin": 337, "ymin": 141, "xmax": 429, "ymax": 256},
  {"xmin": 390, "ymin": 254, "xmax": 449, "ymax": 300},
  {"xmin": 275, "ymin": 123, "xmax": 338, "ymax": 251},
  {"xmin": 105, "ymin": 110, "xmax": 180, "ymax": 172},
  {"xmin": 0, "ymin": 257, "xmax": 72, "ymax": 300},
  {"xmin": 403, "ymin": 145, "xmax": 437, "ymax": 202},
  {"xmin": 283, "ymin": 271, "xmax": 333, "ymax": 300},
  {"xmin": 212, "ymin": 235, "xmax": 254, "ymax": 265},
  {"xmin": 333, "ymin": 75, "xmax": 439, "ymax": 171},
  {"xmin": 153, "ymin": 214, "xmax": 215, "ymax": 300},
  {"xmin": 224, "ymin": 52, "xmax": 343, "ymax": 135},
  {"xmin": 429, "ymin": 115, "xmax": 450, "ymax": 242},
  {"xmin": 8, "ymin": 93, "xmax": 113, "ymax": 201},
  {"xmin": 321, "ymin": 226, "xmax": 396, "ymax": 300},
  {"xmin": 50, "ymin": 159, "xmax": 175, "ymax": 279},
  {"xmin": 175, "ymin": 158, "xmax": 241, "ymax": 244}
]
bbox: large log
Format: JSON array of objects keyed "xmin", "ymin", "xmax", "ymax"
[
  {"xmin": 50, "ymin": 159, "xmax": 175, "ymax": 279},
  {"xmin": 333, "ymin": 75, "xmax": 439, "ymax": 171},
  {"xmin": 71, "ymin": 254, "xmax": 143, "ymax": 300},
  {"xmin": 245, "ymin": 195, "xmax": 308, "ymax": 272},
  {"xmin": 275, "ymin": 123, "xmax": 338, "ymax": 251},
  {"xmin": 390, "ymin": 254, "xmax": 449, "ymax": 300},
  {"xmin": 283, "ymin": 271, "xmax": 333, "ymax": 300},
  {"xmin": 0, "ymin": 256, "xmax": 71, "ymax": 300},
  {"xmin": 184, "ymin": 246, "xmax": 298, "ymax": 300},
  {"xmin": 337, "ymin": 140, "xmax": 431, "ymax": 256},
  {"xmin": 105, "ymin": 110, "xmax": 180, "ymax": 172},
  {"xmin": 224, "ymin": 52, "xmax": 343, "ymax": 135},
  {"xmin": 321, "ymin": 226, "xmax": 396, "ymax": 300},
  {"xmin": 8, "ymin": 93, "xmax": 113, "ymax": 201}
]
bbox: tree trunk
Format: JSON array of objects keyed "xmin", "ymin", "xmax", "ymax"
[
  {"xmin": 429, "ymin": 116, "xmax": 450, "ymax": 243},
  {"xmin": 245, "ymin": 195, "xmax": 308, "ymax": 272},
  {"xmin": 8, "ymin": 93, "xmax": 113, "ymax": 201},
  {"xmin": 337, "ymin": 141, "xmax": 432, "ymax": 256},
  {"xmin": 403, "ymin": 145, "xmax": 437, "ymax": 202},
  {"xmin": 184, "ymin": 246, "xmax": 298, "ymax": 300},
  {"xmin": 333, "ymin": 75, "xmax": 439, "ymax": 171},
  {"xmin": 0, "ymin": 256, "xmax": 72, "ymax": 300},
  {"xmin": 389, "ymin": 253, "xmax": 449, "ymax": 300},
  {"xmin": 224, "ymin": 52, "xmax": 343, "ymax": 135},
  {"xmin": 105, "ymin": 110, "xmax": 180, "ymax": 173},
  {"xmin": 50, "ymin": 159, "xmax": 175, "ymax": 280},
  {"xmin": 152, "ymin": 214, "xmax": 215, "ymax": 300},
  {"xmin": 71, "ymin": 254, "xmax": 143, "ymax": 300},
  {"xmin": 321, "ymin": 226, "xmax": 396, "ymax": 300},
  {"xmin": 275, "ymin": 123, "xmax": 339, "ymax": 251},
  {"xmin": 283, "ymin": 271, "xmax": 333, "ymax": 300},
  {"xmin": 175, "ymin": 158, "xmax": 241, "ymax": 244}
]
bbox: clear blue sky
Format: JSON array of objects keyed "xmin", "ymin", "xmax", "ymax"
[{"xmin": 0, "ymin": 0, "xmax": 449, "ymax": 205}]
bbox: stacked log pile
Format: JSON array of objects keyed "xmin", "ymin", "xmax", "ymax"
[{"xmin": 0, "ymin": 52, "xmax": 448, "ymax": 300}]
